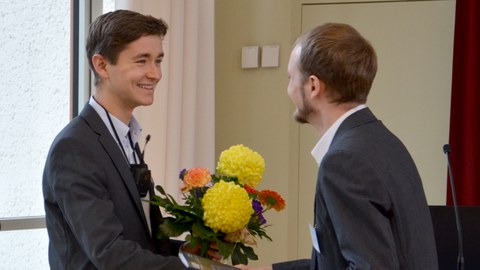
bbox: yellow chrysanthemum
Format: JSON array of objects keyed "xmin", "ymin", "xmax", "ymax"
[
  {"xmin": 216, "ymin": 144, "xmax": 265, "ymax": 187},
  {"xmin": 202, "ymin": 180, "xmax": 254, "ymax": 233}
]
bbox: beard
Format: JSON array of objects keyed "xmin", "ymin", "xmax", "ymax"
[
  {"xmin": 293, "ymin": 95, "xmax": 314, "ymax": 124},
  {"xmin": 293, "ymin": 108, "xmax": 310, "ymax": 124}
]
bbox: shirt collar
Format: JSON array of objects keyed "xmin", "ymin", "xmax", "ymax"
[
  {"xmin": 311, "ymin": 104, "xmax": 367, "ymax": 166},
  {"xmin": 88, "ymin": 96, "xmax": 142, "ymax": 145}
]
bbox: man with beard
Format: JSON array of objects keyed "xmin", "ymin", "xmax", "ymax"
[{"xmin": 237, "ymin": 22, "xmax": 438, "ymax": 270}]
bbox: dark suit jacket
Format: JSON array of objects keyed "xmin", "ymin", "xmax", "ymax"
[
  {"xmin": 274, "ymin": 108, "xmax": 438, "ymax": 270},
  {"xmin": 43, "ymin": 104, "xmax": 186, "ymax": 269}
]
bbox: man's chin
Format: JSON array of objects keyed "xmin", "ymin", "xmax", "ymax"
[
  {"xmin": 139, "ymin": 97, "xmax": 154, "ymax": 107},
  {"xmin": 293, "ymin": 112, "xmax": 309, "ymax": 124}
]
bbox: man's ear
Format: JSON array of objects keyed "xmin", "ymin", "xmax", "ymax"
[
  {"xmin": 308, "ymin": 75, "xmax": 326, "ymax": 99},
  {"xmin": 91, "ymin": 54, "xmax": 109, "ymax": 80}
]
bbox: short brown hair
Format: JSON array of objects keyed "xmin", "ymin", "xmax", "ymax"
[
  {"xmin": 296, "ymin": 23, "xmax": 377, "ymax": 103},
  {"xmin": 86, "ymin": 9, "xmax": 168, "ymax": 85}
]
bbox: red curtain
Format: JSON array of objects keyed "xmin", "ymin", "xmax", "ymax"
[{"xmin": 447, "ymin": 0, "xmax": 480, "ymax": 206}]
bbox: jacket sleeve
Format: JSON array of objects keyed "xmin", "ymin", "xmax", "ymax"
[{"xmin": 273, "ymin": 259, "xmax": 310, "ymax": 270}]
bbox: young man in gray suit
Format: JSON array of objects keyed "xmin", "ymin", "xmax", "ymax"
[
  {"xmin": 43, "ymin": 10, "xmax": 187, "ymax": 269},
  {"xmin": 239, "ymin": 23, "xmax": 438, "ymax": 270}
]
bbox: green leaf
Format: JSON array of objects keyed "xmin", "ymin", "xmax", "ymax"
[
  {"xmin": 231, "ymin": 244, "xmax": 248, "ymax": 265},
  {"xmin": 166, "ymin": 193, "xmax": 180, "ymax": 205},
  {"xmin": 191, "ymin": 221, "xmax": 219, "ymax": 240},
  {"xmin": 156, "ymin": 217, "xmax": 190, "ymax": 239},
  {"xmin": 200, "ymin": 240, "xmax": 209, "ymax": 257},
  {"xmin": 149, "ymin": 195, "xmax": 173, "ymax": 208},
  {"xmin": 155, "ymin": 185, "xmax": 167, "ymax": 196},
  {"xmin": 186, "ymin": 235, "xmax": 197, "ymax": 246},
  {"xmin": 240, "ymin": 244, "xmax": 258, "ymax": 260},
  {"xmin": 212, "ymin": 174, "xmax": 240, "ymax": 185},
  {"xmin": 217, "ymin": 240, "xmax": 235, "ymax": 259},
  {"xmin": 229, "ymin": 243, "xmax": 258, "ymax": 265}
]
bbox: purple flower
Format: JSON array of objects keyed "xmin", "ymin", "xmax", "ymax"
[
  {"xmin": 252, "ymin": 200, "xmax": 266, "ymax": 224},
  {"xmin": 179, "ymin": 168, "xmax": 187, "ymax": 180},
  {"xmin": 195, "ymin": 188, "xmax": 201, "ymax": 199}
]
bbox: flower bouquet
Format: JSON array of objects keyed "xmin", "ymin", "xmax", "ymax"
[{"xmin": 150, "ymin": 144, "xmax": 286, "ymax": 265}]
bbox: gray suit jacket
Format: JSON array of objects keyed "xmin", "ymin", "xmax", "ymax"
[
  {"xmin": 274, "ymin": 108, "xmax": 438, "ymax": 270},
  {"xmin": 43, "ymin": 104, "xmax": 186, "ymax": 269}
]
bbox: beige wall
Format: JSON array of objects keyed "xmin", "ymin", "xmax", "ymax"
[{"xmin": 215, "ymin": 0, "xmax": 298, "ymax": 265}]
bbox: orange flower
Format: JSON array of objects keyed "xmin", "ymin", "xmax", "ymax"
[
  {"xmin": 258, "ymin": 190, "xmax": 286, "ymax": 211},
  {"xmin": 243, "ymin": 184, "xmax": 257, "ymax": 195},
  {"xmin": 182, "ymin": 168, "xmax": 211, "ymax": 191}
]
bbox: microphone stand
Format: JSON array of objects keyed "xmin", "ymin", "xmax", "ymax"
[{"xmin": 443, "ymin": 144, "xmax": 464, "ymax": 270}]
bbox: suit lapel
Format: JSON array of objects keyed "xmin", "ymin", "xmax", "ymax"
[{"xmin": 79, "ymin": 104, "xmax": 150, "ymax": 232}]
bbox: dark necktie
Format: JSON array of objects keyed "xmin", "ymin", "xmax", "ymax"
[{"xmin": 133, "ymin": 143, "xmax": 171, "ymax": 255}]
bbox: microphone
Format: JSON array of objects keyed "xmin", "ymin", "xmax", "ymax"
[
  {"xmin": 142, "ymin": 134, "xmax": 151, "ymax": 160},
  {"xmin": 443, "ymin": 144, "xmax": 464, "ymax": 270}
]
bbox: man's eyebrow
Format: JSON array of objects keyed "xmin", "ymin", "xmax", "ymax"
[{"xmin": 133, "ymin": 52, "xmax": 164, "ymax": 59}]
